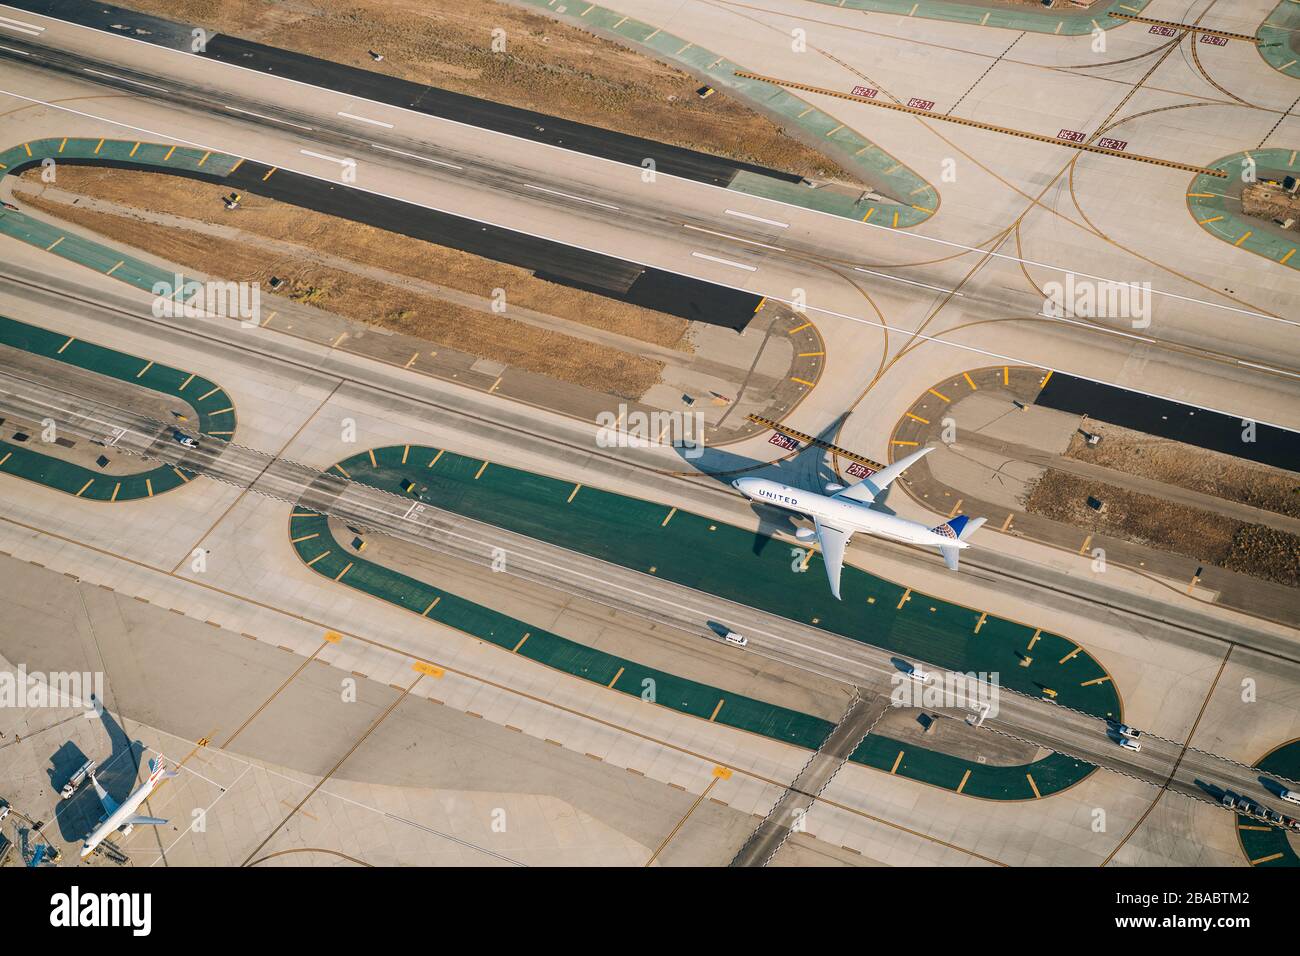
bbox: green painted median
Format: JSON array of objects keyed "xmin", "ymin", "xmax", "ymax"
[
  {"xmin": 0, "ymin": 314, "xmax": 235, "ymax": 501},
  {"xmin": 1186, "ymin": 149, "xmax": 1300, "ymax": 272},
  {"xmin": 1258, "ymin": 2, "xmax": 1300, "ymax": 79},
  {"xmin": 1236, "ymin": 740, "xmax": 1300, "ymax": 868},
  {"xmin": 290, "ymin": 444, "xmax": 1108, "ymax": 801}
]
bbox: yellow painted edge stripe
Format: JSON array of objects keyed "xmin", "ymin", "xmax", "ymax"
[
  {"xmin": 927, "ymin": 388, "xmax": 949, "ymax": 402},
  {"xmin": 368, "ymin": 449, "xmax": 377, "ymax": 468},
  {"xmin": 957, "ymin": 769, "xmax": 971, "ymax": 793},
  {"xmin": 890, "ymin": 751, "xmax": 904, "ymax": 774},
  {"xmin": 513, "ymin": 632, "xmax": 531, "ymax": 653},
  {"xmin": 567, "ymin": 483, "xmax": 581, "ymax": 503},
  {"xmin": 709, "ymin": 699, "xmax": 725, "ymax": 722},
  {"xmin": 427, "ymin": 449, "xmax": 445, "ymax": 468},
  {"xmin": 334, "ymin": 463, "xmax": 350, "ymax": 478},
  {"xmin": 661, "ymin": 507, "xmax": 677, "ymax": 527},
  {"xmin": 334, "ymin": 562, "xmax": 353, "ymax": 581},
  {"xmin": 1026, "ymin": 774, "xmax": 1040, "ymax": 798},
  {"xmin": 305, "ymin": 550, "xmax": 331, "ymax": 566},
  {"xmin": 422, "ymin": 597, "xmax": 441, "ymax": 616},
  {"xmin": 76, "ymin": 479, "xmax": 93, "ymax": 496},
  {"xmin": 474, "ymin": 460, "xmax": 489, "ymax": 480},
  {"xmin": 56, "ymin": 336, "xmax": 74, "ymax": 353},
  {"xmin": 607, "ymin": 666, "xmax": 625, "ymax": 688}
]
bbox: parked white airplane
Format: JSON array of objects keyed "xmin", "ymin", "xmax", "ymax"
[
  {"xmin": 732, "ymin": 446, "xmax": 986, "ymax": 599},
  {"xmin": 80, "ymin": 756, "xmax": 177, "ymax": 858}
]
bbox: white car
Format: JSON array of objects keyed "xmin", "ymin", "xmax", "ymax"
[
  {"xmin": 1118, "ymin": 737, "xmax": 1142, "ymax": 753},
  {"xmin": 907, "ymin": 667, "xmax": 934, "ymax": 685},
  {"xmin": 1281, "ymin": 788, "xmax": 1300, "ymax": 805},
  {"xmin": 1116, "ymin": 724, "xmax": 1142, "ymax": 740},
  {"xmin": 172, "ymin": 429, "xmax": 199, "ymax": 449},
  {"xmin": 723, "ymin": 631, "xmax": 748, "ymax": 647}
]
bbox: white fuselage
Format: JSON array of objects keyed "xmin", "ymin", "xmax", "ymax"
[
  {"xmin": 733, "ymin": 478, "xmax": 966, "ymax": 551},
  {"xmin": 80, "ymin": 764, "xmax": 167, "ymax": 858}
]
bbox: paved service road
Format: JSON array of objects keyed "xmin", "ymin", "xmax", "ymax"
[{"xmin": 3, "ymin": 367, "xmax": 1298, "ymax": 827}]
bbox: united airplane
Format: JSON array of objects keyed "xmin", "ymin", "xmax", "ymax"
[
  {"xmin": 732, "ymin": 446, "xmax": 986, "ymax": 599},
  {"xmin": 80, "ymin": 756, "xmax": 177, "ymax": 859}
]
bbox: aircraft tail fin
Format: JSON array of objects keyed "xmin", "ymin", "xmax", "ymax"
[{"xmin": 931, "ymin": 515, "xmax": 986, "ymax": 571}]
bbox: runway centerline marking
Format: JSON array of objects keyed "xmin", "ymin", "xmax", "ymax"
[
  {"xmin": 226, "ymin": 106, "xmax": 313, "ymax": 131},
  {"xmin": 854, "ymin": 266, "xmax": 965, "ymax": 297},
  {"xmin": 83, "ymin": 68, "xmax": 168, "ymax": 93},
  {"xmin": 691, "ymin": 251, "xmax": 757, "ymax": 272},
  {"xmin": 724, "ymin": 208, "xmax": 789, "ymax": 229},
  {"xmin": 299, "ymin": 148, "xmax": 353, "ymax": 166},
  {"xmin": 338, "ymin": 110, "xmax": 394, "ymax": 129},
  {"xmin": 368, "ymin": 143, "xmax": 462, "ymax": 169},
  {"xmin": 524, "ymin": 183, "xmax": 619, "ymax": 210}
]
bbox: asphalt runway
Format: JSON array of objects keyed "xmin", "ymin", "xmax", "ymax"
[
  {"xmin": 1037, "ymin": 373, "xmax": 1300, "ymax": 471},
  {"xmin": 6, "ymin": 0, "xmax": 803, "ymax": 189}
]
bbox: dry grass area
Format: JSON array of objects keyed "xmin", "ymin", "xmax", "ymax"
[
  {"xmin": 29, "ymin": 167, "xmax": 689, "ymax": 350},
  {"xmin": 23, "ymin": 181, "xmax": 663, "ymax": 398},
  {"xmin": 1024, "ymin": 470, "xmax": 1299, "ymax": 588},
  {"xmin": 1065, "ymin": 423, "xmax": 1300, "ymax": 519},
  {"xmin": 116, "ymin": 0, "xmax": 854, "ymax": 181}
]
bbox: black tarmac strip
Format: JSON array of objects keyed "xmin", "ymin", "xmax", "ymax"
[
  {"xmin": 1036, "ymin": 373, "xmax": 1300, "ymax": 472},
  {"xmin": 11, "ymin": 0, "xmax": 803, "ymax": 189},
  {"xmin": 21, "ymin": 157, "xmax": 762, "ymax": 330}
]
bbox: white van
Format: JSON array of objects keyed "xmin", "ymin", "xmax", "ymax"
[
  {"xmin": 1281, "ymin": 788, "xmax": 1300, "ymax": 805},
  {"xmin": 1118, "ymin": 737, "xmax": 1141, "ymax": 753},
  {"xmin": 723, "ymin": 631, "xmax": 748, "ymax": 648},
  {"xmin": 908, "ymin": 667, "xmax": 934, "ymax": 685}
]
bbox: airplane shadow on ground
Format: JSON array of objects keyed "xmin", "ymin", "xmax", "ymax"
[
  {"xmin": 47, "ymin": 696, "xmax": 145, "ymax": 843},
  {"xmin": 673, "ymin": 415, "xmax": 899, "ymax": 557}
]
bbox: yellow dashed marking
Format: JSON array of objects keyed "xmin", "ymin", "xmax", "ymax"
[
  {"xmin": 1028, "ymin": 629, "xmax": 1041, "ymax": 651},
  {"xmin": 198, "ymin": 386, "xmax": 221, "ymax": 401},
  {"xmin": 367, "ymin": 449, "xmax": 377, "ymax": 468},
  {"xmin": 957, "ymin": 769, "xmax": 971, "ymax": 793},
  {"xmin": 173, "ymin": 468, "xmax": 189, "ymax": 482},
  {"xmin": 422, "ymin": 597, "xmax": 441, "ymax": 616},
  {"xmin": 197, "ymin": 151, "xmax": 211, "ymax": 167},
  {"xmin": 93, "ymin": 138, "xmax": 104, "ymax": 154},
  {"xmin": 890, "ymin": 751, "xmax": 904, "ymax": 774},
  {"xmin": 1251, "ymin": 853, "xmax": 1284, "ymax": 865},
  {"xmin": 427, "ymin": 449, "xmax": 445, "ymax": 468},
  {"xmin": 474, "ymin": 461, "xmax": 489, "ymax": 480},
  {"xmin": 1040, "ymin": 370, "xmax": 1054, "ymax": 388},
  {"xmin": 56, "ymin": 336, "xmax": 74, "ymax": 353},
  {"xmin": 1059, "ymin": 647, "xmax": 1081, "ymax": 664},
  {"xmin": 401, "ymin": 445, "xmax": 409, "ymax": 465},
  {"xmin": 1081, "ymin": 676, "xmax": 1112, "ymax": 687},
  {"xmin": 76, "ymin": 479, "xmax": 93, "ymax": 497},
  {"xmin": 788, "ymin": 322, "xmax": 813, "ymax": 334},
  {"xmin": 163, "ymin": 145, "xmax": 176, "ymax": 161},
  {"xmin": 110, "ymin": 482, "xmax": 121, "ymax": 502},
  {"xmin": 906, "ymin": 412, "xmax": 929, "ymax": 424},
  {"xmin": 513, "ymin": 632, "xmax": 530, "ymax": 653},
  {"xmin": 46, "ymin": 236, "xmax": 64, "ymax": 252},
  {"xmin": 962, "ymin": 372, "xmax": 977, "ymax": 390},
  {"xmin": 791, "ymin": 377, "xmax": 815, "ymax": 387},
  {"xmin": 305, "ymin": 550, "xmax": 331, "ymax": 567},
  {"xmin": 229, "ymin": 157, "xmax": 244, "ymax": 174},
  {"xmin": 974, "ymin": 612, "xmax": 986, "ymax": 634},
  {"xmin": 107, "ymin": 261, "xmax": 125, "ymax": 277},
  {"xmin": 709, "ymin": 699, "xmax": 725, "ymax": 722},
  {"xmin": 1235, "ymin": 230, "xmax": 1253, "ymax": 247},
  {"xmin": 896, "ymin": 588, "xmax": 912, "ymax": 610},
  {"xmin": 661, "ymin": 507, "xmax": 678, "ymax": 527},
  {"xmin": 291, "ymin": 533, "xmax": 319, "ymax": 544},
  {"xmin": 607, "ymin": 666, "xmax": 624, "ymax": 688},
  {"xmin": 145, "ymin": 478, "xmax": 153, "ymax": 498},
  {"xmin": 892, "ymin": 440, "xmax": 919, "ymax": 447},
  {"xmin": 334, "ymin": 562, "xmax": 353, "ymax": 581},
  {"xmin": 262, "ymin": 167, "xmax": 277, "ymax": 181},
  {"xmin": 927, "ymin": 388, "xmax": 950, "ymax": 402},
  {"xmin": 1026, "ymin": 774, "xmax": 1041, "ymax": 798},
  {"xmin": 567, "ymin": 483, "xmax": 581, "ymax": 503},
  {"xmin": 334, "ymin": 463, "xmax": 350, "ymax": 478}
]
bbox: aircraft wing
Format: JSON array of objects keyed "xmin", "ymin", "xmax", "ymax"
[
  {"xmin": 812, "ymin": 517, "xmax": 853, "ymax": 600},
  {"xmin": 832, "ymin": 446, "xmax": 934, "ymax": 505},
  {"xmin": 90, "ymin": 774, "xmax": 118, "ymax": 816},
  {"xmin": 126, "ymin": 815, "xmax": 167, "ymax": 826}
]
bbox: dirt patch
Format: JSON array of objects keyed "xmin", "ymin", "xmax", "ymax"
[
  {"xmin": 113, "ymin": 0, "xmax": 856, "ymax": 181},
  {"xmin": 1065, "ymin": 422, "xmax": 1300, "ymax": 519},
  {"xmin": 22, "ymin": 180, "xmax": 663, "ymax": 398},
  {"xmin": 1023, "ymin": 470, "xmax": 1299, "ymax": 588}
]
